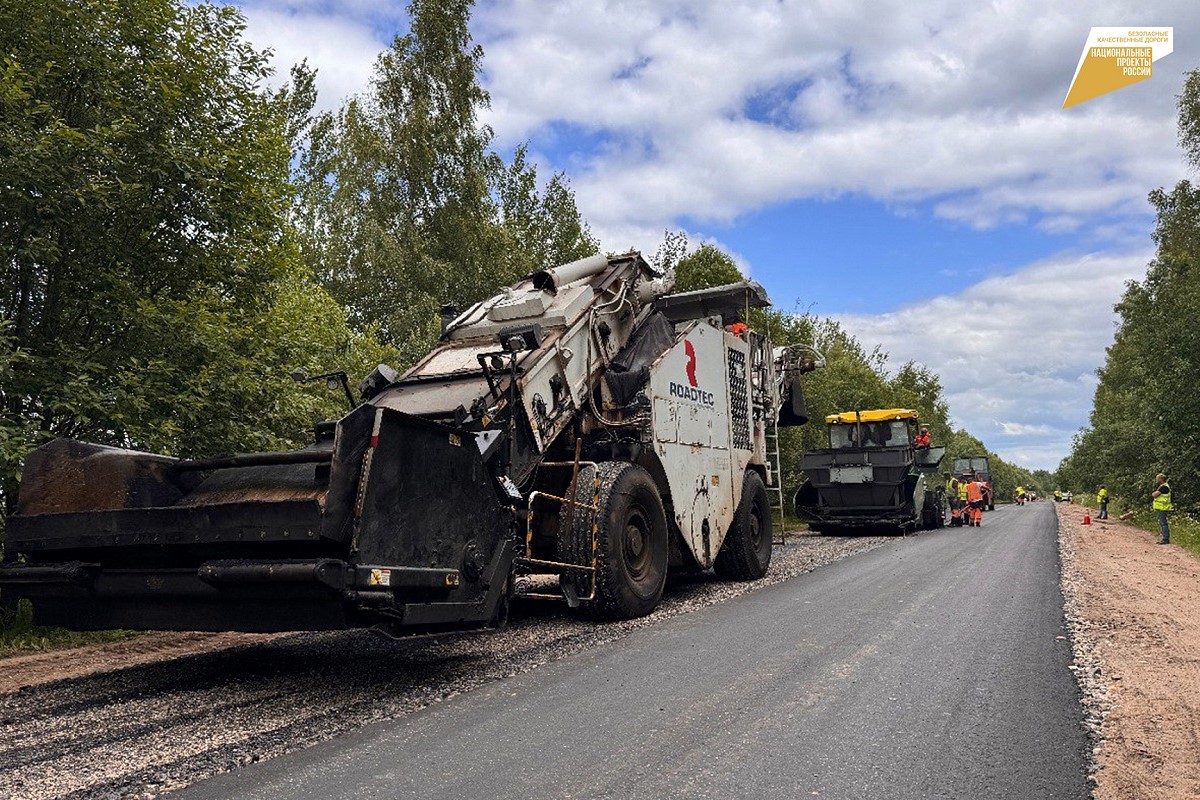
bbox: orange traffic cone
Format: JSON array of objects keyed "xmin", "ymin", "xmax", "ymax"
[{"xmin": 1082, "ymin": 514, "xmax": 1091, "ymax": 525}]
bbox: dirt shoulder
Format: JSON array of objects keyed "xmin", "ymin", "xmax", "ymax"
[
  {"xmin": 0, "ymin": 632, "xmax": 276, "ymax": 694},
  {"xmin": 1057, "ymin": 502, "xmax": 1200, "ymax": 799}
]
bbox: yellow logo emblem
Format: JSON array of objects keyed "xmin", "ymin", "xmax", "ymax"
[{"xmin": 1064, "ymin": 28, "xmax": 1173, "ymax": 109}]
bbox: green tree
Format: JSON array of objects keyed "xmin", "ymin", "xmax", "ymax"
[
  {"xmin": 650, "ymin": 230, "xmax": 689, "ymax": 275},
  {"xmin": 0, "ymin": 323, "xmax": 28, "ymax": 499},
  {"xmin": 495, "ymin": 144, "xmax": 599, "ymax": 275},
  {"xmin": 674, "ymin": 244, "xmax": 744, "ymax": 292},
  {"xmin": 299, "ymin": 0, "xmax": 504, "ymax": 358},
  {"xmin": 649, "ymin": 231, "xmax": 745, "ymax": 293},
  {"xmin": 296, "ymin": 0, "xmax": 596, "ymax": 368},
  {"xmin": 889, "ymin": 361, "xmax": 953, "ymax": 442},
  {"xmin": 0, "ymin": 0, "xmax": 387, "ymax": 532},
  {"xmin": 1060, "ymin": 69, "xmax": 1200, "ymax": 511}
]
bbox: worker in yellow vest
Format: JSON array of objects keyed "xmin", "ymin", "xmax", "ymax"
[
  {"xmin": 945, "ymin": 474, "xmax": 964, "ymax": 525},
  {"xmin": 1097, "ymin": 486, "xmax": 1109, "ymax": 520},
  {"xmin": 1152, "ymin": 474, "xmax": 1172, "ymax": 544},
  {"xmin": 949, "ymin": 477, "xmax": 970, "ymax": 526},
  {"xmin": 945, "ymin": 473, "xmax": 960, "ymax": 513},
  {"xmin": 1015, "ymin": 485, "xmax": 1026, "ymax": 506}
]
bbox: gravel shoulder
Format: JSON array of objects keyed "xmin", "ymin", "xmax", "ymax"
[
  {"xmin": 1057, "ymin": 502, "xmax": 1200, "ymax": 799},
  {"xmin": 0, "ymin": 531, "xmax": 889, "ymax": 800}
]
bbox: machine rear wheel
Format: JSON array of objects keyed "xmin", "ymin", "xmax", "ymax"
[
  {"xmin": 559, "ymin": 462, "xmax": 667, "ymax": 620},
  {"xmin": 714, "ymin": 471, "xmax": 773, "ymax": 580}
]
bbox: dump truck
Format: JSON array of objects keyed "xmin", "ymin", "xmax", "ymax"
[
  {"xmin": 953, "ymin": 455, "xmax": 995, "ymax": 511},
  {"xmin": 0, "ymin": 253, "xmax": 817, "ymax": 635},
  {"xmin": 792, "ymin": 409, "xmax": 946, "ymax": 535}
]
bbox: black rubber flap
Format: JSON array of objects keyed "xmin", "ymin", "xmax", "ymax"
[{"xmin": 604, "ymin": 312, "xmax": 677, "ymax": 407}]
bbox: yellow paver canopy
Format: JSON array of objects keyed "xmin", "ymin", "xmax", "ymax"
[{"xmin": 825, "ymin": 409, "xmax": 919, "ymax": 424}]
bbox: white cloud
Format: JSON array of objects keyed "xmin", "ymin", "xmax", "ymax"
[
  {"xmin": 237, "ymin": 2, "xmax": 389, "ymax": 111},
  {"xmin": 837, "ymin": 250, "xmax": 1148, "ymax": 469},
  {"xmin": 999, "ymin": 421, "xmax": 1055, "ymax": 436},
  {"xmin": 232, "ymin": 1, "xmax": 1197, "ymax": 238},
  {"xmin": 474, "ymin": 0, "xmax": 1197, "ymax": 239}
]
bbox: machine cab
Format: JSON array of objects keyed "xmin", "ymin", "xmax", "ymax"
[{"xmin": 826, "ymin": 409, "xmax": 917, "ymax": 449}]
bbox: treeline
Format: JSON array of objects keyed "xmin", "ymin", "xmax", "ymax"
[
  {"xmin": 0, "ymin": 0, "xmax": 1035, "ymax": 540},
  {"xmin": 1058, "ymin": 70, "xmax": 1200, "ymax": 513}
]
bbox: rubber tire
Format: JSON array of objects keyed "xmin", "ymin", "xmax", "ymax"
[
  {"xmin": 934, "ymin": 490, "xmax": 947, "ymax": 529},
  {"xmin": 559, "ymin": 462, "xmax": 668, "ymax": 620},
  {"xmin": 714, "ymin": 471, "xmax": 773, "ymax": 580},
  {"xmin": 921, "ymin": 506, "xmax": 936, "ymax": 530}
]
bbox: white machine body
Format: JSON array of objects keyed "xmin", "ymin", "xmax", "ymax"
[{"xmin": 644, "ymin": 319, "xmax": 776, "ymax": 568}]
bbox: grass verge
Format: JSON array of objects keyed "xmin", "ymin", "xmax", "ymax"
[{"xmin": 0, "ymin": 599, "xmax": 137, "ymax": 660}]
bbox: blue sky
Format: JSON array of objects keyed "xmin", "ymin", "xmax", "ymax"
[
  {"xmin": 235, "ymin": 0, "xmax": 1200, "ymax": 469},
  {"xmin": 677, "ymin": 196, "xmax": 1129, "ymax": 315}
]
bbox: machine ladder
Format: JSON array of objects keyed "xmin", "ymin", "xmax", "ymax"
[{"xmin": 765, "ymin": 417, "xmax": 789, "ymax": 545}]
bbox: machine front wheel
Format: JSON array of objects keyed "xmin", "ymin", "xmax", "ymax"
[{"xmin": 559, "ymin": 462, "xmax": 668, "ymax": 620}]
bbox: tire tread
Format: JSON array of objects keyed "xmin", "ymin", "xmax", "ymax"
[{"xmin": 559, "ymin": 461, "xmax": 666, "ymax": 620}]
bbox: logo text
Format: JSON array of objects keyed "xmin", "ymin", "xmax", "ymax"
[{"xmin": 669, "ymin": 382, "xmax": 715, "ymax": 406}]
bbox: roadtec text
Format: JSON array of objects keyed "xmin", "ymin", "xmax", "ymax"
[{"xmin": 669, "ymin": 382, "xmax": 715, "ymax": 406}]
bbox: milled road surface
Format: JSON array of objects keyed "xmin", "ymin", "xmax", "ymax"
[{"xmin": 181, "ymin": 503, "xmax": 1087, "ymax": 800}]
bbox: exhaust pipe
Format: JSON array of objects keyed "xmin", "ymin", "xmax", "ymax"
[{"xmin": 529, "ymin": 253, "xmax": 609, "ymax": 292}]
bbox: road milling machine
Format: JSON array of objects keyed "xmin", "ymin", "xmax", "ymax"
[
  {"xmin": 0, "ymin": 253, "xmax": 818, "ymax": 635},
  {"xmin": 793, "ymin": 409, "xmax": 946, "ymax": 535}
]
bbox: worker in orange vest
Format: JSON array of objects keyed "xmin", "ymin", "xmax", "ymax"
[
  {"xmin": 966, "ymin": 480, "xmax": 984, "ymax": 527},
  {"xmin": 914, "ymin": 426, "xmax": 931, "ymax": 449}
]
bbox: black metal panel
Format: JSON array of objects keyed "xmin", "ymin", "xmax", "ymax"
[
  {"xmin": 9, "ymin": 499, "xmax": 323, "ymax": 552},
  {"xmin": 15, "ymin": 438, "xmax": 193, "ymax": 517},
  {"xmin": 177, "ymin": 461, "xmax": 328, "ymax": 508},
  {"xmin": 914, "ymin": 446, "xmax": 946, "ymax": 471},
  {"xmin": 778, "ymin": 376, "xmax": 809, "ymax": 427},
  {"xmin": 653, "ymin": 281, "xmax": 771, "ymax": 324},
  {"xmin": 29, "ymin": 597, "xmax": 351, "ymax": 633},
  {"xmin": 354, "ymin": 409, "xmax": 514, "ymax": 612},
  {"xmin": 727, "ymin": 347, "xmax": 750, "ymax": 450},
  {"xmin": 8, "ymin": 567, "xmax": 352, "ymax": 632},
  {"xmin": 799, "ymin": 446, "xmax": 915, "ymax": 516},
  {"xmin": 321, "ymin": 404, "xmax": 376, "ymax": 544}
]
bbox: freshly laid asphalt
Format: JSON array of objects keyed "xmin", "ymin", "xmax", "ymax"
[{"xmin": 178, "ymin": 502, "xmax": 1087, "ymax": 800}]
